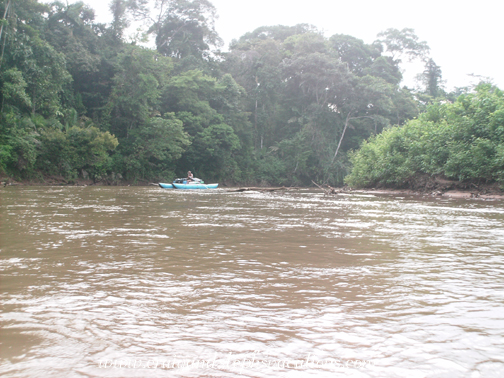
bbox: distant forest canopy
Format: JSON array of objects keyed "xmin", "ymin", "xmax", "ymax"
[{"xmin": 0, "ymin": 0, "xmax": 498, "ymax": 186}]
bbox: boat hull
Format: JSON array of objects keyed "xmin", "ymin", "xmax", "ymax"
[
  {"xmin": 172, "ymin": 183, "xmax": 218, "ymax": 189},
  {"xmin": 159, "ymin": 183, "xmax": 174, "ymax": 189}
]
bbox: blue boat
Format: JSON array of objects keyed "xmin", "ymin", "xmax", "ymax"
[
  {"xmin": 158, "ymin": 183, "xmax": 174, "ymax": 189},
  {"xmin": 173, "ymin": 182, "xmax": 218, "ymax": 189},
  {"xmin": 159, "ymin": 178, "xmax": 218, "ymax": 190}
]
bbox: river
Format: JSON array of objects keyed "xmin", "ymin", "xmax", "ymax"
[{"xmin": 1, "ymin": 186, "xmax": 504, "ymax": 377}]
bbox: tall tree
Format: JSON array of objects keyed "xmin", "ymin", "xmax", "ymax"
[
  {"xmin": 160, "ymin": 69, "xmax": 243, "ymax": 181},
  {"xmin": 329, "ymin": 34, "xmax": 377, "ymax": 76},
  {"xmin": 230, "ymin": 24, "xmax": 318, "ymax": 48},
  {"xmin": 147, "ymin": 0, "xmax": 221, "ymax": 59},
  {"xmin": 109, "ymin": 0, "xmax": 130, "ymax": 40},
  {"xmin": 106, "ymin": 45, "xmax": 173, "ymax": 138},
  {"xmin": 417, "ymin": 58, "xmax": 443, "ymax": 98},
  {"xmin": 375, "ymin": 28, "xmax": 430, "ymax": 63},
  {"xmin": 225, "ymin": 36, "xmax": 285, "ymax": 151}
]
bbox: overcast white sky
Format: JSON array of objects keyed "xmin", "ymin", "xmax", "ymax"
[{"xmin": 79, "ymin": 0, "xmax": 503, "ymax": 90}]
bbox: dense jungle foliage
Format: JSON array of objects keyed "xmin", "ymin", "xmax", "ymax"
[
  {"xmin": 0, "ymin": 0, "xmax": 493, "ymax": 187},
  {"xmin": 345, "ymin": 84, "xmax": 504, "ymax": 188}
]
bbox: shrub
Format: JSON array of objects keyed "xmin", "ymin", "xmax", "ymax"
[{"xmin": 346, "ymin": 85, "xmax": 504, "ymax": 187}]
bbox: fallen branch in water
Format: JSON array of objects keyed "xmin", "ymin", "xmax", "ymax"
[
  {"xmin": 311, "ymin": 180, "xmax": 346, "ymax": 195},
  {"xmin": 227, "ymin": 186, "xmax": 291, "ymax": 192}
]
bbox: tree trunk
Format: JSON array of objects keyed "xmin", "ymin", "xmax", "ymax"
[
  {"xmin": 331, "ymin": 111, "xmax": 352, "ymax": 164},
  {"xmin": 332, "ymin": 113, "xmax": 378, "ymax": 164},
  {"xmin": 0, "ymin": 0, "xmax": 11, "ymax": 42},
  {"xmin": 0, "ymin": 0, "xmax": 11, "ymax": 69}
]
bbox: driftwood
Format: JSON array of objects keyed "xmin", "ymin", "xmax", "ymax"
[
  {"xmin": 229, "ymin": 183, "xmax": 347, "ymax": 195},
  {"xmin": 227, "ymin": 186, "xmax": 290, "ymax": 192},
  {"xmin": 311, "ymin": 180, "xmax": 346, "ymax": 195}
]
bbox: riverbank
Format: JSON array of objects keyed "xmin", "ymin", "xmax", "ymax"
[
  {"xmin": 354, "ymin": 188, "xmax": 504, "ymax": 200},
  {"xmin": 355, "ymin": 174, "xmax": 504, "ymax": 200},
  {"xmin": 0, "ymin": 174, "xmax": 153, "ymax": 187},
  {"xmin": 3, "ymin": 174, "xmax": 504, "ymax": 199}
]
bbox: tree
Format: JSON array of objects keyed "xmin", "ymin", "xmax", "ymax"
[
  {"xmin": 109, "ymin": 0, "xmax": 130, "ymax": 40},
  {"xmin": 0, "ymin": 0, "xmax": 71, "ymax": 117},
  {"xmin": 363, "ymin": 56, "xmax": 402, "ymax": 85},
  {"xmin": 192, "ymin": 122, "xmax": 241, "ymax": 180},
  {"xmin": 66, "ymin": 122, "xmax": 119, "ymax": 179},
  {"xmin": 125, "ymin": 113, "xmax": 191, "ymax": 179},
  {"xmin": 106, "ymin": 45, "xmax": 173, "ymax": 139},
  {"xmin": 45, "ymin": 2, "xmax": 101, "ymax": 77},
  {"xmin": 147, "ymin": 0, "xmax": 222, "ymax": 59},
  {"xmin": 329, "ymin": 34, "xmax": 377, "ymax": 76},
  {"xmin": 375, "ymin": 28, "xmax": 430, "ymax": 62},
  {"xmin": 229, "ymin": 24, "xmax": 318, "ymax": 48},
  {"xmin": 209, "ymin": 73, "xmax": 252, "ymax": 147},
  {"xmin": 161, "ymin": 69, "xmax": 220, "ymax": 134},
  {"xmin": 160, "ymin": 69, "xmax": 243, "ymax": 181},
  {"xmin": 283, "ymin": 32, "xmax": 327, "ymax": 56},
  {"xmin": 417, "ymin": 58, "xmax": 443, "ymax": 98},
  {"xmin": 225, "ymin": 36, "xmax": 285, "ymax": 151},
  {"xmin": 1, "ymin": 68, "xmax": 32, "ymax": 112}
]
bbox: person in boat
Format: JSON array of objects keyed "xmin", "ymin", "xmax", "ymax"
[{"xmin": 187, "ymin": 171, "xmax": 194, "ymax": 182}]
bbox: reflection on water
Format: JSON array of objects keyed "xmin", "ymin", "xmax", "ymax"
[{"xmin": 1, "ymin": 186, "xmax": 504, "ymax": 377}]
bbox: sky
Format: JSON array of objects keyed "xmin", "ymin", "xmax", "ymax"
[{"xmin": 78, "ymin": 0, "xmax": 504, "ymax": 90}]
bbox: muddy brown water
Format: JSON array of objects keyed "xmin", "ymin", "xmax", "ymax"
[{"xmin": 1, "ymin": 186, "xmax": 504, "ymax": 377}]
